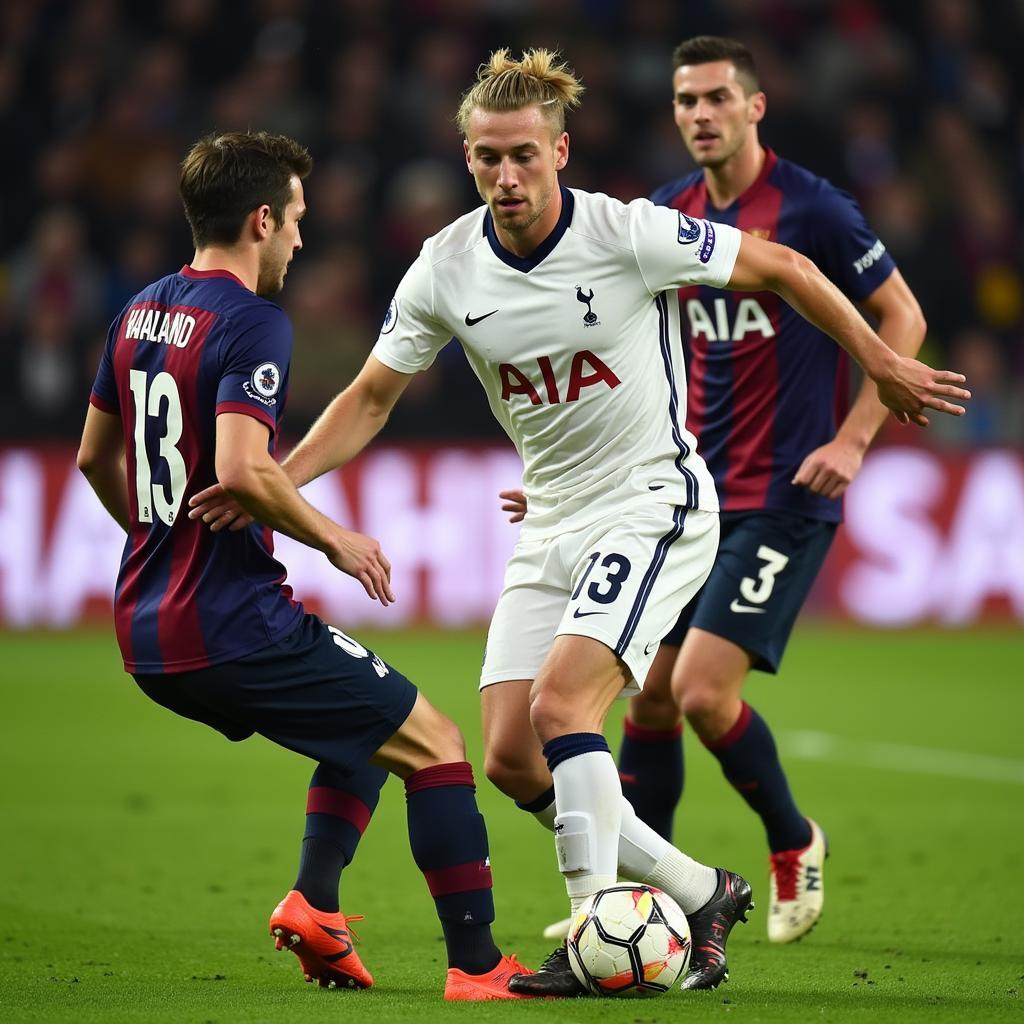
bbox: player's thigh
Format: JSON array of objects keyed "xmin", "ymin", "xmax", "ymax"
[
  {"xmin": 554, "ymin": 503, "xmax": 719, "ymax": 693},
  {"xmin": 181, "ymin": 614, "xmax": 419, "ymax": 776},
  {"xmin": 530, "ymin": 633, "xmax": 633, "ymax": 740},
  {"xmin": 686, "ymin": 511, "xmax": 837, "ymax": 674}
]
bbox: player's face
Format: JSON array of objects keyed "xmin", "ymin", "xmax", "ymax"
[
  {"xmin": 464, "ymin": 105, "xmax": 568, "ymax": 247},
  {"xmin": 672, "ymin": 61, "xmax": 763, "ymax": 168},
  {"xmin": 257, "ymin": 175, "xmax": 305, "ymax": 297}
]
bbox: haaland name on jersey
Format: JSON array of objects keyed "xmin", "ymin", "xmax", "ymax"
[{"xmin": 124, "ymin": 304, "xmax": 198, "ymax": 348}]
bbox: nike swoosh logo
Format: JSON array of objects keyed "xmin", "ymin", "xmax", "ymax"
[
  {"xmin": 648, "ymin": 484, "xmax": 666, "ymax": 491},
  {"xmin": 465, "ymin": 309, "xmax": 498, "ymax": 326},
  {"xmin": 572, "ymin": 609, "xmax": 608, "ymax": 619},
  {"xmin": 729, "ymin": 600, "xmax": 766, "ymax": 615},
  {"xmin": 644, "ymin": 640, "xmax": 659, "ymax": 655}
]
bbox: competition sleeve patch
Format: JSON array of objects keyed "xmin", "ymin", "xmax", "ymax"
[{"xmin": 698, "ymin": 221, "xmax": 716, "ymax": 264}]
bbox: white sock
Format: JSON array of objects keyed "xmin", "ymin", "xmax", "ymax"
[
  {"xmin": 551, "ymin": 750, "xmax": 621, "ymax": 913},
  {"xmin": 619, "ymin": 798, "xmax": 717, "ymax": 913},
  {"xmin": 528, "ymin": 791, "xmax": 717, "ymax": 914}
]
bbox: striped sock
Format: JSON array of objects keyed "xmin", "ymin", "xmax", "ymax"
[
  {"xmin": 295, "ymin": 762, "xmax": 387, "ymax": 912},
  {"xmin": 405, "ymin": 761, "xmax": 501, "ymax": 974}
]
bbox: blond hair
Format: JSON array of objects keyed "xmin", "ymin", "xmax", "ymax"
[{"xmin": 456, "ymin": 48, "xmax": 584, "ymax": 137}]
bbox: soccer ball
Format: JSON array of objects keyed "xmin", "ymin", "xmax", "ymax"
[{"xmin": 566, "ymin": 884, "xmax": 691, "ymax": 997}]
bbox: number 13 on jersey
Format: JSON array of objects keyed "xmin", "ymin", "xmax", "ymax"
[{"xmin": 128, "ymin": 368, "xmax": 186, "ymax": 525}]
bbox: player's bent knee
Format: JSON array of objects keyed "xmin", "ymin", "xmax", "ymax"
[
  {"xmin": 629, "ymin": 687, "xmax": 681, "ymax": 730},
  {"xmin": 421, "ymin": 712, "xmax": 466, "ymax": 765},
  {"xmin": 484, "ymin": 746, "xmax": 547, "ymax": 802},
  {"xmin": 677, "ymin": 684, "xmax": 733, "ymax": 737},
  {"xmin": 528, "ymin": 689, "xmax": 579, "ymax": 744}
]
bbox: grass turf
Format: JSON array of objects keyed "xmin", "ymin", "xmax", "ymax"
[{"xmin": 1, "ymin": 625, "xmax": 1021, "ymax": 1022}]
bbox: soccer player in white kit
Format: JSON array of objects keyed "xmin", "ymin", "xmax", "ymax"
[{"xmin": 190, "ymin": 50, "xmax": 969, "ymax": 996}]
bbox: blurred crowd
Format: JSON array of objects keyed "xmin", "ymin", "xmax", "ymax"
[{"xmin": 1, "ymin": 0, "xmax": 1021, "ymax": 446}]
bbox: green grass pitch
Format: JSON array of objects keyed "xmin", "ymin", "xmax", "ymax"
[{"xmin": 1, "ymin": 624, "xmax": 1021, "ymax": 1022}]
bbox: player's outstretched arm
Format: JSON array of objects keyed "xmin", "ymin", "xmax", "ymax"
[
  {"xmin": 727, "ymin": 233, "xmax": 969, "ymax": 427},
  {"xmin": 283, "ymin": 355, "xmax": 413, "ymax": 486},
  {"xmin": 78, "ymin": 404, "xmax": 130, "ymax": 531},
  {"xmin": 216, "ymin": 412, "xmax": 395, "ymax": 605},
  {"xmin": 793, "ymin": 270, "xmax": 927, "ymax": 498}
]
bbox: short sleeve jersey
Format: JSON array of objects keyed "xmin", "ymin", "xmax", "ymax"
[
  {"xmin": 372, "ymin": 187, "xmax": 741, "ymax": 538},
  {"xmin": 650, "ymin": 148, "xmax": 896, "ymax": 522},
  {"xmin": 90, "ymin": 265, "xmax": 304, "ymax": 673}
]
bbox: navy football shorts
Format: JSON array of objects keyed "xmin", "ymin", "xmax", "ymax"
[
  {"xmin": 133, "ymin": 613, "xmax": 418, "ymax": 775},
  {"xmin": 662, "ymin": 510, "xmax": 837, "ymax": 673}
]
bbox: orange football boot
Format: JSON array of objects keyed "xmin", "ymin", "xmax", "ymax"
[
  {"xmin": 444, "ymin": 953, "xmax": 536, "ymax": 1000},
  {"xmin": 269, "ymin": 889, "xmax": 373, "ymax": 989}
]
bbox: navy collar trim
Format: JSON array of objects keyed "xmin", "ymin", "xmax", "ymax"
[{"xmin": 483, "ymin": 186, "xmax": 574, "ymax": 273}]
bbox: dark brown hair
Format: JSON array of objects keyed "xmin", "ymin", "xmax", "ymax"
[
  {"xmin": 672, "ymin": 36, "xmax": 759, "ymax": 94},
  {"xmin": 179, "ymin": 131, "xmax": 312, "ymax": 249}
]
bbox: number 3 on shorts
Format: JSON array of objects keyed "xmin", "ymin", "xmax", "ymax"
[{"xmin": 738, "ymin": 545, "xmax": 790, "ymax": 606}]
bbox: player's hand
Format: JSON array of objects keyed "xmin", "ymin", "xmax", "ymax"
[
  {"xmin": 874, "ymin": 355, "xmax": 970, "ymax": 427},
  {"xmin": 188, "ymin": 483, "xmax": 255, "ymax": 532},
  {"xmin": 499, "ymin": 488, "xmax": 527, "ymax": 523},
  {"xmin": 793, "ymin": 438, "xmax": 864, "ymax": 499},
  {"xmin": 328, "ymin": 528, "xmax": 395, "ymax": 606}
]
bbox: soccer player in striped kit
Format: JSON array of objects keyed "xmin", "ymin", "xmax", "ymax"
[
  {"xmin": 77, "ymin": 130, "xmax": 531, "ymax": 1000},
  {"xmin": 613, "ymin": 35, "xmax": 932, "ymax": 945}
]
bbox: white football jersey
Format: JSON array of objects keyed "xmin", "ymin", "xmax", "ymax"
[{"xmin": 372, "ymin": 187, "xmax": 741, "ymax": 538}]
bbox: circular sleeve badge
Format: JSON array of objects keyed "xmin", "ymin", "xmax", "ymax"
[
  {"xmin": 250, "ymin": 362, "xmax": 281, "ymax": 398},
  {"xmin": 380, "ymin": 298, "xmax": 399, "ymax": 335}
]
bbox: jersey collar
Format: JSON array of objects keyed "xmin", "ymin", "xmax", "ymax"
[
  {"xmin": 180, "ymin": 265, "xmax": 247, "ymax": 288},
  {"xmin": 483, "ymin": 186, "xmax": 575, "ymax": 273}
]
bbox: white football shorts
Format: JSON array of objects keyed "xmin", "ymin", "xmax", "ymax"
[{"xmin": 480, "ymin": 503, "xmax": 719, "ymax": 692}]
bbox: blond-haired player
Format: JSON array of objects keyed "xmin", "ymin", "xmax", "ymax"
[{"xmin": 191, "ymin": 50, "xmax": 968, "ymax": 996}]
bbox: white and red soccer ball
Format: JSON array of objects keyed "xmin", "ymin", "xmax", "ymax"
[{"xmin": 566, "ymin": 884, "xmax": 692, "ymax": 997}]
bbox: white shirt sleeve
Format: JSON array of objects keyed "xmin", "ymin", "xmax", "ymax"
[
  {"xmin": 371, "ymin": 254, "xmax": 452, "ymax": 373},
  {"xmin": 628, "ymin": 197, "xmax": 742, "ymax": 294}
]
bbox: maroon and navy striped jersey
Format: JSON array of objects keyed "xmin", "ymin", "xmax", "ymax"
[
  {"xmin": 651, "ymin": 148, "xmax": 896, "ymax": 522},
  {"xmin": 90, "ymin": 265, "xmax": 304, "ymax": 673}
]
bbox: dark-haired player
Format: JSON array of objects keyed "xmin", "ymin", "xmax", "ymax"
[
  {"xmin": 612, "ymin": 36, "xmax": 930, "ymax": 944},
  {"xmin": 76, "ymin": 130, "xmax": 530, "ymax": 1000}
]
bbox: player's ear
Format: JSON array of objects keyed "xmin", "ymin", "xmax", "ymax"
[
  {"xmin": 253, "ymin": 203, "xmax": 274, "ymax": 240},
  {"xmin": 749, "ymin": 90, "xmax": 766, "ymax": 126},
  {"xmin": 554, "ymin": 131, "xmax": 569, "ymax": 172},
  {"xmin": 463, "ymin": 139, "xmax": 473, "ymax": 174}
]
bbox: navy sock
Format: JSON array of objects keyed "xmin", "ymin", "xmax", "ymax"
[
  {"xmin": 618, "ymin": 718, "xmax": 684, "ymax": 841},
  {"xmin": 703, "ymin": 702, "xmax": 811, "ymax": 853},
  {"xmin": 405, "ymin": 762, "xmax": 501, "ymax": 975},
  {"xmin": 294, "ymin": 762, "xmax": 387, "ymax": 912}
]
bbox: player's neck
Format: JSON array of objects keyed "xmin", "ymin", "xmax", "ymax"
[
  {"xmin": 493, "ymin": 184, "xmax": 564, "ymax": 257},
  {"xmin": 702, "ymin": 140, "xmax": 766, "ymax": 210},
  {"xmin": 190, "ymin": 247, "xmax": 258, "ymax": 292}
]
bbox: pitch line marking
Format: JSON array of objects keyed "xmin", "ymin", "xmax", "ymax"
[{"xmin": 779, "ymin": 730, "xmax": 1024, "ymax": 786}]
